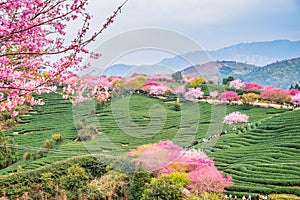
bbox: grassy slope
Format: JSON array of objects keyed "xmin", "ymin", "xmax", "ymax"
[
  {"xmin": 2, "ymin": 93, "xmax": 300, "ymax": 197},
  {"xmin": 210, "ymin": 109, "xmax": 300, "ymax": 196}
]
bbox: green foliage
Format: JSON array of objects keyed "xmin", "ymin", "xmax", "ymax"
[
  {"xmin": 87, "ymin": 170, "xmax": 129, "ymax": 200},
  {"xmin": 172, "ymin": 71, "xmax": 183, "ymax": 82},
  {"xmin": 210, "ymin": 110, "xmax": 300, "ymax": 196},
  {"xmin": 141, "ymin": 173, "xmax": 188, "ymax": 200},
  {"xmin": 86, "ymin": 180, "xmax": 105, "ymax": 200},
  {"xmin": 60, "ymin": 165, "xmax": 89, "ymax": 199},
  {"xmin": 75, "ymin": 121, "xmax": 85, "ymax": 130},
  {"xmin": 40, "ymin": 172, "xmax": 56, "ymax": 198},
  {"xmin": 187, "ymin": 192, "xmax": 223, "ymax": 200},
  {"xmin": 5, "ymin": 118, "xmax": 16, "ymax": 128},
  {"xmin": 129, "ymin": 166, "xmax": 152, "ymax": 200},
  {"xmin": 0, "ymin": 156, "xmax": 106, "ymax": 197},
  {"xmin": 0, "ymin": 130, "xmax": 17, "ymax": 169},
  {"xmin": 222, "ymin": 76, "xmax": 235, "ymax": 85},
  {"xmin": 240, "ymin": 57, "xmax": 300, "ymax": 89},
  {"xmin": 51, "ymin": 133, "xmax": 64, "ymax": 144}
]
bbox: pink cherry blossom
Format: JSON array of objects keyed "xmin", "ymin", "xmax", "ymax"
[
  {"xmin": 147, "ymin": 74, "xmax": 174, "ymax": 82},
  {"xmin": 229, "ymin": 79, "xmax": 244, "ymax": 89},
  {"xmin": 209, "ymin": 90, "xmax": 219, "ymax": 98},
  {"xmin": 184, "ymin": 88, "xmax": 204, "ymax": 100},
  {"xmin": 172, "ymin": 85, "xmax": 185, "ymax": 95},
  {"xmin": 130, "ymin": 140, "xmax": 234, "ymax": 194},
  {"xmin": 0, "ymin": 0, "xmax": 128, "ymax": 115},
  {"xmin": 11, "ymin": 111, "xmax": 19, "ymax": 118},
  {"xmin": 289, "ymin": 89, "xmax": 300, "ymax": 96},
  {"xmin": 242, "ymin": 82, "xmax": 264, "ymax": 92},
  {"xmin": 291, "ymin": 94, "xmax": 300, "ymax": 106},
  {"xmin": 219, "ymin": 90, "xmax": 240, "ymax": 101},
  {"xmin": 149, "ymin": 85, "xmax": 170, "ymax": 95},
  {"xmin": 260, "ymin": 87, "xmax": 291, "ymax": 102},
  {"xmin": 223, "ymin": 111, "xmax": 249, "ymax": 125}
]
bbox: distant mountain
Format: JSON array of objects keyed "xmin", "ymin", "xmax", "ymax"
[
  {"xmin": 237, "ymin": 57, "xmax": 300, "ymax": 89},
  {"xmin": 182, "ymin": 57, "xmax": 300, "ymax": 89},
  {"xmin": 103, "ymin": 64, "xmax": 176, "ymax": 77},
  {"xmin": 181, "ymin": 61, "xmax": 257, "ymax": 78},
  {"xmin": 102, "ymin": 64, "xmax": 135, "ymax": 77},
  {"xmin": 104, "ymin": 40, "xmax": 300, "ymax": 79},
  {"xmin": 209, "ymin": 39, "xmax": 300, "ymax": 66},
  {"xmin": 159, "ymin": 40, "xmax": 300, "ymax": 69}
]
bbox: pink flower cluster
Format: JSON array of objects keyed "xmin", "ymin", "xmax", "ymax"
[
  {"xmin": 260, "ymin": 86, "xmax": 291, "ymax": 102},
  {"xmin": 223, "ymin": 111, "xmax": 249, "ymax": 125},
  {"xmin": 147, "ymin": 74, "xmax": 174, "ymax": 82},
  {"xmin": 291, "ymin": 94, "xmax": 300, "ymax": 106},
  {"xmin": 229, "ymin": 79, "xmax": 244, "ymax": 89},
  {"xmin": 219, "ymin": 90, "xmax": 240, "ymax": 101},
  {"xmin": 0, "ymin": 0, "xmax": 126, "ymax": 116},
  {"xmin": 184, "ymin": 88, "xmax": 204, "ymax": 100},
  {"xmin": 242, "ymin": 82, "xmax": 264, "ymax": 92},
  {"xmin": 149, "ymin": 85, "xmax": 170, "ymax": 95},
  {"xmin": 173, "ymin": 86, "xmax": 186, "ymax": 95},
  {"xmin": 289, "ymin": 89, "xmax": 300, "ymax": 96},
  {"xmin": 130, "ymin": 140, "xmax": 233, "ymax": 194}
]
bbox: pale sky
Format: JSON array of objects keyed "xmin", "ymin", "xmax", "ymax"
[{"xmin": 76, "ymin": 0, "xmax": 300, "ymax": 65}]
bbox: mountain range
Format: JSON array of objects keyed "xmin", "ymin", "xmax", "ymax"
[
  {"xmin": 159, "ymin": 39, "xmax": 300, "ymax": 69},
  {"xmin": 103, "ymin": 39, "xmax": 300, "ymax": 88},
  {"xmin": 182, "ymin": 58, "xmax": 300, "ymax": 89}
]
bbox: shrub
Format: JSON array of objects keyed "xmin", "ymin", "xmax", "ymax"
[
  {"xmin": 60, "ymin": 165, "xmax": 89, "ymax": 199},
  {"xmin": 52, "ymin": 133, "xmax": 64, "ymax": 144},
  {"xmin": 75, "ymin": 121, "xmax": 84, "ymax": 130},
  {"xmin": 174, "ymin": 99, "xmax": 181, "ymax": 111},
  {"xmin": 129, "ymin": 167, "xmax": 152, "ymax": 200},
  {"xmin": 44, "ymin": 139, "xmax": 53, "ymax": 151},
  {"xmin": 141, "ymin": 173, "xmax": 188, "ymax": 200},
  {"xmin": 23, "ymin": 152, "xmax": 31, "ymax": 162},
  {"xmin": 5, "ymin": 119, "xmax": 16, "ymax": 128}
]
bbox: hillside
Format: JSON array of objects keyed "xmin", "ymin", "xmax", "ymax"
[
  {"xmin": 2, "ymin": 92, "xmax": 300, "ymax": 198},
  {"xmin": 208, "ymin": 39, "xmax": 300, "ymax": 66},
  {"xmin": 181, "ymin": 61, "xmax": 258, "ymax": 79},
  {"xmin": 159, "ymin": 40, "xmax": 300, "ymax": 69},
  {"xmin": 237, "ymin": 57, "xmax": 300, "ymax": 89},
  {"xmin": 181, "ymin": 57, "xmax": 300, "ymax": 89},
  {"xmin": 211, "ymin": 109, "xmax": 300, "ymax": 196}
]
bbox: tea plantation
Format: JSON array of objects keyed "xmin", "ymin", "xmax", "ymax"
[{"xmin": 2, "ymin": 92, "xmax": 300, "ymax": 197}]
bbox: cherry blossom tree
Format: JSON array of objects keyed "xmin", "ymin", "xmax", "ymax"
[
  {"xmin": 172, "ymin": 85, "xmax": 185, "ymax": 95},
  {"xmin": 229, "ymin": 79, "xmax": 243, "ymax": 90},
  {"xmin": 147, "ymin": 74, "xmax": 173, "ymax": 82},
  {"xmin": 223, "ymin": 111, "xmax": 249, "ymax": 125},
  {"xmin": 291, "ymin": 94, "xmax": 300, "ymax": 106},
  {"xmin": 219, "ymin": 90, "xmax": 240, "ymax": 102},
  {"xmin": 260, "ymin": 87, "xmax": 291, "ymax": 103},
  {"xmin": 183, "ymin": 76, "xmax": 193, "ymax": 83},
  {"xmin": 289, "ymin": 89, "xmax": 300, "ymax": 96},
  {"xmin": 242, "ymin": 82, "xmax": 264, "ymax": 92},
  {"xmin": 209, "ymin": 90, "xmax": 219, "ymax": 99},
  {"xmin": 0, "ymin": 0, "xmax": 128, "ymax": 116},
  {"xmin": 149, "ymin": 85, "xmax": 170, "ymax": 96},
  {"xmin": 188, "ymin": 165, "xmax": 233, "ymax": 195},
  {"xmin": 184, "ymin": 88, "xmax": 204, "ymax": 100},
  {"xmin": 142, "ymin": 80, "xmax": 161, "ymax": 93},
  {"xmin": 129, "ymin": 141, "xmax": 233, "ymax": 195}
]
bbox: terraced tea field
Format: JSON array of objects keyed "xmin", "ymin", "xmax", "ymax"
[
  {"xmin": 211, "ymin": 109, "xmax": 300, "ymax": 196},
  {"xmin": 2, "ymin": 93, "xmax": 299, "ymax": 197}
]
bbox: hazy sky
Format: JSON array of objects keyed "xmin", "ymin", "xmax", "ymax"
[{"xmin": 79, "ymin": 0, "xmax": 300, "ymax": 65}]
